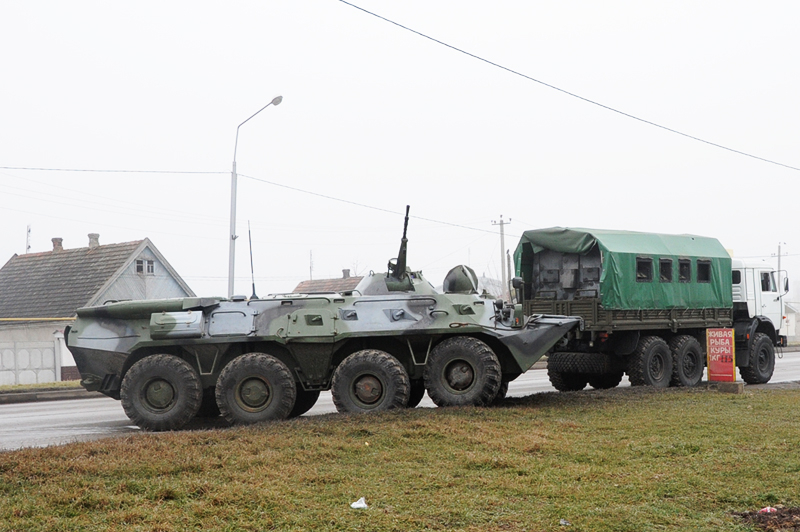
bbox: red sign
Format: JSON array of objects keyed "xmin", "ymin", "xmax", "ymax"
[{"xmin": 706, "ymin": 328, "xmax": 736, "ymax": 382}]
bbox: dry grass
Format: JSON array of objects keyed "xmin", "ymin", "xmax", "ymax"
[
  {"xmin": 0, "ymin": 380, "xmax": 82, "ymax": 394},
  {"xmin": 1, "ymin": 386, "xmax": 798, "ymax": 531}
]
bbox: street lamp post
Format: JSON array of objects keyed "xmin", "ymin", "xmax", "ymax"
[{"xmin": 228, "ymin": 95, "xmax": 283, "ymax": 298}]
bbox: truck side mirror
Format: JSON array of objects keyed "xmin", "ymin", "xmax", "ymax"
[
  {"xmin": 511, "ymin": 277, "xmax": 523, "ymax": 289},
  {"xmin": 785, "ymin": 277, "xmax": 790, "ymax": 294}
]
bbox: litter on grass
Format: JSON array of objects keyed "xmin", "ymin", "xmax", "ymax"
[{"xmin": 350, "ymin": 497, "xmax": 368, "ymax": 509}]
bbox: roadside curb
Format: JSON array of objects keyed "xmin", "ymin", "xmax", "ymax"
[{"xmin": 0, "ymin": 389, "xmax": 103, "ymax": 405}]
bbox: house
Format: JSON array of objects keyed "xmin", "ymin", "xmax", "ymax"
[
  {"xmin": 293, "ymin": 269, "xmax": 363, "ymax": 294},
  {"xmin": 0, "ymin": 234, "xmax": 194, "ymax": 384}
]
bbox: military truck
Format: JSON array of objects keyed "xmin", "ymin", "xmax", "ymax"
[
  {"xmin": 66, "ymin": 208, "xmax": 579, "ymax": 431},
  {"xmin": 513, "ymin": 228, "xmax": 786, "ymax": 391}
]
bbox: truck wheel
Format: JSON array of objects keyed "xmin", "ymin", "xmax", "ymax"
[
  {"xmin": 196, "ymin": 387, "xmax": 221, "ymax": 418},
  {"xmin": 288, "ymin": 389, "xmax": 321, "ymax": 418},
  {"xmin": 120, "ymin": 354, "xmax": 202, "ymax": 431},
  {"xmin": 424, "ymin": 336, "xmax": 501, "ymax": 407},
  {"xmin": 215, "ymin": 353, "xmax": 296, "ymax": 425},
  {"xmin": 406, "ymin": 382, "xmax": 426, "ymax": 408},
  {"xmin": 739, "ymin": 332, "xmax": 775, "ymax": 384},
  {"xmin": 588, "ymin": 371, "xmax": 624, "ymax": 389},
  {"xmin": 547, "ymin": 352, "xmax": 611, "ymax": 374},
  {"xmin": 669, "ymin": 335, "xmax": 705, "ymax": 387},
  {"xmin": 331, "ymin": 350, "xmax": 410, "ymax": 413},
  {"xmin": 627, "ymin": 336, "xmax": 672, "ymax": 388},
  {"xmin": 548, "ymin": 370, "xmax": 588, "ymax": 391}
]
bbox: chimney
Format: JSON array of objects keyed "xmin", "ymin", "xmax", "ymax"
[
  {"xmin": 342, "ymin": 269, "xmax": 351, "ymax": 279},
  {"xmin": 52, "ymin": 238, "xmax": 63, "ymax": 252},
  {"xmin": 88, "ymin": 233, "xmax": 100, "ymax": 249}
]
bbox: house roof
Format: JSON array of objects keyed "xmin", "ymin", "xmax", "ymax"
[
  {"xmin": 0, "ymin": 240, "xmax": 145, "ymax": 319},
  {"xmin": 293, "ymin": 276, "xmax": 364, "ymax": 294}
]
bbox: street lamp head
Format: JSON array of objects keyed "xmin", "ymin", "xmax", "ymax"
[{"xmin": 271, "ymin": 95, "xmax": 283, "ymax": 106}]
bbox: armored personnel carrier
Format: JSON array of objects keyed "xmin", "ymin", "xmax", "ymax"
[{"xmin": 67, "ymin": 207, "xmax": 578, "ymax": 431}]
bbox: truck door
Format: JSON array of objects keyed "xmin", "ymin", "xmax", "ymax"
[{"xmin": 756, "ymin": 269, "xmax": 782, "ymax": 333}]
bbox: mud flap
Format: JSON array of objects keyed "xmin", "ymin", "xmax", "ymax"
[{"xmin": 496, "ymin": 315, "xmax": 581, "ymax": 372}]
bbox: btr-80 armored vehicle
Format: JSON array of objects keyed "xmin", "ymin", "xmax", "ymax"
[{"xmin": 67, "ymin": 207, "xmax": 578, "ymax": 431}]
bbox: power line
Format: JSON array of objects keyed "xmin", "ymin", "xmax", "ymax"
[
  {"xmin": 0, "ymin": 166, "xmax": 225, "ymax": 175},
  {"xmin": 338, "ymin": 0, "xmax": 800, "ymax": 173},
  {"xmin": 239, "ymin": 174, "xmax": 500, "ymax": 235}
]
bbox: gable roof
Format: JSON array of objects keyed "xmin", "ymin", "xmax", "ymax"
[
  {"xmin": 293, "ymin": 276, "xmax": 363, "ymax": 294},
  {"xmin": 0, "ymin": 239, "xmax": 192, "ymax": 319}
]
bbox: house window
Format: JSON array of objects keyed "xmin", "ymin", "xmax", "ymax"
[
  {"xmin": 659, "ymin": 259, "xmax": 673, "ymax": 282},
  {"xmin": 636, "ymin": 257, "xmax": 653, "ymax": 282},
  {"xmin": 697, "ymin": 260, "xmax": 711, "ymax": 283},
  {"xmin": 136, "ymin": 259, "xmax": 155, "ymax": 275},
  {"xmin": 679, "ymin": 259, "xmax": 691, "ymax": 283}
]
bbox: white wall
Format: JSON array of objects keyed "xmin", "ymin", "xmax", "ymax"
[{"xmin": 0, "ymin": 322, "xmax": 69, "ymax": 385}]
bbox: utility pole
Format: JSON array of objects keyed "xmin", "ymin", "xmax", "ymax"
[
  {"xmin": 25, "ymin": 225, "xmax": 31, "ymax": 254},
  {"xmin": 777, "ymin": 242, "xmax": 786, "ymax": 297},
  {"xmin": 309, "ymin": 250, "xmax": 314, "ymax": 281},
  {"xmin": 491, "ymin": 216, "xmax": 511, "ymax": 300}
]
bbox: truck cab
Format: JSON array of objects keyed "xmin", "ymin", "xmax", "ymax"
[{"xmin": 731, "ymin": 258, "xmax": 788, "ymax": 346}]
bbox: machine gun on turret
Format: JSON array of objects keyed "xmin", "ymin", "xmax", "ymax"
[{"xmin": 386, "ymin": 205, "xmax": 414, "ymax": 292}]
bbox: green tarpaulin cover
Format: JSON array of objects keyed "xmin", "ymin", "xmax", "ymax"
[{"xmin": 514, "ymin": 228, "xmax": 732, "ymax": 310}]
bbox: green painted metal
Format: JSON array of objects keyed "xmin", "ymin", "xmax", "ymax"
[{"xmin": 514, "ymin": 227, "xmax": 732, "ymax": 310}]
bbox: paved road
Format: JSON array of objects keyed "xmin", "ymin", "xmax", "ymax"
[{"xmin": 3, "ymin": 349, "xmax": 800, "ymax": 452}]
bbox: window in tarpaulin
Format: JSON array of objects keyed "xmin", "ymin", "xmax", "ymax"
[{"xmin": 513, "ymin": 227, "xmax": 732, "ymax": 310}]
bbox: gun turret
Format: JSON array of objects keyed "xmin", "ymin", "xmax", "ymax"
[{"xmin": 386, "ymin": 205, "xmax": 414, "ymax": 291}]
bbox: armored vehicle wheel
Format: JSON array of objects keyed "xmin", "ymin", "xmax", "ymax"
[
  {"xmin": 739, "ymin": 332, "xmax": 775, "ymax": 384},
  {"xmin": 331, "ymin": 350, "xmax": 410, "ymax": 413},
  {"xmin": 215, "ymin": 353, "xmax": 296, "ymax": 425},
  {"xmin": 587, "ymin": 371, "xmax": 624, "ymax": 390},
  {"xmin": 627, "ymin": 336, "xmax": 672, "ymax": 388},
  {"xmin": 548, "ymin": 370, "xmax": 588, "ymax": 391},
  {"xmin": 288, "ymin": 389, "xmax": 321, "ymax": 418},
  {"xmin": 669, "ymin": 335, "xmax": 705, "ymax": 387},
  {"xmin": 196, "ymin": 387, "xmax": 221, "ymax": 418},
  {"xmin": 406, "ymin": 382, "xmax": 426, "ymax": 408},
  {"xmin": 424, "ymin": 336, "xmax": 501, "ymax": 407},
  {"xmin": 489, "ymin": 380, "xmax": 509, "ymax": 404},
  {"xmin": 120, "ymin": 354, "xmax": 203, "ymax": 431}
]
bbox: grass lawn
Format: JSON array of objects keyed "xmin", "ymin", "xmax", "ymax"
[
  {"xmin": 0, "ymin": 380, "xmax": 82, "ymax": 394},
  {"xmin": 1, "ymin": 385, "xmax": 797, "ymax": 531}
]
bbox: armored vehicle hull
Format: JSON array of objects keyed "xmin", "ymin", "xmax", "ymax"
[{"xmin": 67, "ymin": 209, "xmax": 579, "ymax": 430}]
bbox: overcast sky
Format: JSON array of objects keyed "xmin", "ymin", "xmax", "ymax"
[{"xmin": 1, "ymin": 1, "xmax": 799, "ymax": 299}]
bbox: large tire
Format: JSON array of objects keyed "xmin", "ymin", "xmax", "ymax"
[
  {"xmin": 669, "ymin": 335, "xmax": 705, "ymax": 387},
  {"xmin": 120, "ymin": 354, "xmax": 202, "ymax": 431},
  {"xmin": 739, "ymin": 332, "xmax": 775, "ymax": 384},
  {"xmin": 588, "ymin": 371, "xmax": 624, "ymax": 390},
  {"xmin": 493, "ymin": 381, "xmax": 509, "ymax": 402},
  {"xmin": 331, "ymin": 350, "xmax": 410, "ymax": 413},
  {"xmin": 548, "ymin": 353, "xmax": 620, "ymax": 392},
  {"xmin": 548, "ymin": 352, "xmax": 611, "ymax": 374},
  {"xmin": 627, "ymin": 336, "xmax": 673, "ymax": 388},
  {"xmin": 215, "ymin": 353, "xmax": 296, "ymax": 425},
  {"xmin": 288, "ymin": 389, "xmax": 320, "ymax": 418},
  {"xmin": 548, "ymin": 370, "xmax": 588, "ymax": 391},
  {"xmin": 424, "ymin": 336, "xmax": 501, "ymax": 407},
  {"xmin": 406, "ymin": 382, "xmax": 426, "ymax": 408}
]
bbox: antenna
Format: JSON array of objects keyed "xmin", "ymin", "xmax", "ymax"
[
  {"xmin": 26, "ymin": 225, "xmax": 31, "ymax": 254},
  {"xmin": 248, "ymin": 221, "xmax": 258, "ymax": 300}
]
